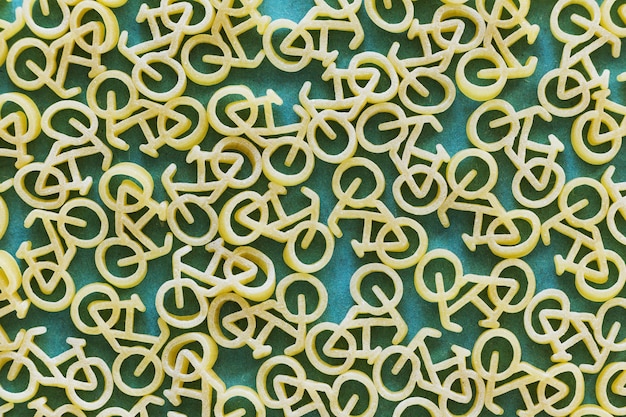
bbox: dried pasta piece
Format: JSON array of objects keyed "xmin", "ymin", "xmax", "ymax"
[
  {"xmin": 414, "ymin": 249, "xmax": 535, "ymax": 332},
  {"xmin": 0, "ymin": 250, "xmax": 29, "ymax": 320}
]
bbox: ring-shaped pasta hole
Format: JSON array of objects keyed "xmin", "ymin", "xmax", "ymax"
[
  {"xmin": 513, "ymin": 161, "xmax": 564, "ymax": 207},
  {"xmin": 376, "ymin": 219, "xmax": 427, "ymax": 269},
  {"xmin": 449, "ymin": 152, "xmax": 496, "ymax": 196},
  {"xmin": 554, "ymin": 1, "xmax": 598, "ymax": 39},
  {"xmin": 277, "ymin": 275, "xmax": 326, "ymax": 322},
  {"xmin": 285, "ymin": 223, "xmax": 333, "ymax": 272},
  {"xmin": 263, "ymin": 140, "xmax": 311, "ymax": 178},
  {"xmin": 597, "ymin": 301, "xmax": 626, "ymax": 348},
  {"xmin": 489, "ymin": 263, "xmax": 533, "ymax": 311},
  {"xmin": 461, "ymin": 55, "xmax": 505, "ymax": 89},
  {"xmin": 309, "ymin": 117, "xmax": 355, "ymax": 161},
  {"xmin": 226, "ymin": 195, "xmax": 266, "ymax": 239},
  {"xmin": 335, "ymin": 161, "xmax": 384, "ymax": 204},
  {"xmin": 59, "ymin": 201, "xmax": 107, "ymax": 247},
  {"xmin": 211, "ymin": 297, "xmax": 254, "ymax": 346},
  {"xmin": 440, "ymin": 371, "xmax": 485, "ymax": 417},
  {"xmin": 349, "ymin": 62, "xmax": 393, "ymax": 100},
  {"xmin": 27, "ymin": 0, "xmax": 69, "ymax": 35},
  {"xmin": 16, "ymin": 163, "xmax": 69, "ymax": 208},
  {"xmin": 475, "ymin": 332, "xmax": 518, "ymax": 378},
  {"xmin": 0, "ymin": 100, "xmax": 35, "ymax": 139},
  {"xmin": 526, "ymin": 296, "xmax": 569, "ymax": 342},
  {"xmin": 469, "ymin": 105, "xmax": 517, "ymax": 151},
  {"xmin": 23, "ymin": 265, "xmax": 73, "ymax": 306},
  {"xmin": 308, "ymin": 325, "xmax": 355, "ymax": 370},
  {"xmin": 357, "ymin": 104, "xmax": 405, "ymax": 153},
  {"xmin": 44, "ymin": 105, "xmax": 96, "ymax": 142},
  {"xmin": 158, "ymin": 281, "xmax": 205, "ymax": 323},
  {"xmin": 135, "ymin": 59, "xmax": 183, "ymax": 97},
  {"xmin": 72, "ymin": 290, "xmax": 118, "ymax": 333},
  {"xmin": 257, "ymin": 360, "xmax": 305, "ymax": 406},
  {"xmin": 540, "ymin": 70, "xmax": 589, "ymax": 116},
  {"xmin": 264, "ymin": 22, "xmax": 312, "ymax": 71},
  {"xmin": 99, "ymin": 241, "xmax": 146, "ymax": 281},
  {"xmin": 161, "ymin": 0, "xmax": 213, "ymax": 32},
  {"xmin": 353, "ymin": 268, "xmax": 401, "ymax": 311},
  {"xmin": 575, "ymin": 112, "xmax": 621, "ymax": 160},
  {"xmin": 71, "ymin": 6, "xmax": 118, "ymax": 52},
  {"xmin": 0, "ymin": 354, "xmax": 34, "ymax": 397},
  {"xmin": 88, "ymin": 74, "xmax": 134, "ymax": 117},
  {"xmin": 184, "ymin": 35, "xmax": 230, "ymax": 81},
  {"xmin": 333, "ymin": 375, "xmax": 375, "ymax": 417},
  {"xmin": 66, "ymin": 360, "xmax": 111, "ymax": 408},
  {"xmin": 603, "ymin": 0, "xmax": 626, "ymax": 35},
  {"xmin": 160, "ymin": 99, "xmax": 205, "ymax": 144},
  {"xmin": 10, "ymin": 41, "xmax": 51, "ymax": 84},
  {"xmin": 401, "ymin": 72, "xmax": 452, "ymax": 112},
  {"xmin": 114, "ymin": 351, "xmax": 160, "ymax": 392},
  {"xmin": 432, "ymin": 7, "xmax": 484, "ymax": 51},
  {"xmin": 598, "ymin": 365, "xmax": 626, "ymax": 410},
  {"xmin": 417, "ymin": 252, "xmax": 463, "ymax": 301},
  {"xmin": 395, "ymin": 169, "xmax": 446, "ymax": 213},
  {"xmin": 375, "ymin": 349, "xmax": 419, "ymax": 398},
  {"xmin": 562, "ymin": 182, "xmax": 607, "ymax": 224},
  {"xmin": 211, "ymin": 139, "xmax": 261, "ymax": 188},
  {"xmin": 168, "ymin": 199, "xmax": 217, "ymax": 245},
  {"xmin": 539, "ymin": 366, "xmax": 582, "ymax": 414}
]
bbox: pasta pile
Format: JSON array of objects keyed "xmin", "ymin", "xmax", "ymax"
[{"xmin": 0, "ymin": 0, "xmax": 624, "ymax": 416}]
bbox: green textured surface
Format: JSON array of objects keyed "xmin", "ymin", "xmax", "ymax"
[{"xmin": 0, "ymin": 0, "xmax": 624, "ymax": 415}]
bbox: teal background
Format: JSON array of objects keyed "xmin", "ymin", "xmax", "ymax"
[{"xmin": 0, "ymin": 0, "xmax": 624, "ymax": 415}]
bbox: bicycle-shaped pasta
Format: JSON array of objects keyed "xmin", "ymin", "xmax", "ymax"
[
  {"xmin": 408, "ymin": 2, "xmax": 486, "ymax": 71},
  {"xmin": 97, "ymin": 162, "xmax": 173, "ymax": 288},
  {"xmin": 86, "ymin": 69, "xmax": 207, "ymax": 156},
  {"xmin": 0, "ymin": 326, "xmax": 113, "ymax": 409},
  {"xmin": 467, "ymin": 100, "xmax": 565, "ymax": 208},
  {"xmin": 181, "ymin": 0, "xmax": 269, "ymax": 85},
  {"xmin": 524, "ymin": 289, "xmax": 626, "ymax": 374},
  {"xmin": 207, "ymin": 85, "xmax": 305, "ymax": 146},
  {"xmin": 162, "ymin": 135, "xmax": 262, "ymax": 204},
  {"xmin": 262, "ymin": 0, "xmax": 364, "ymax": 72},
  {"xmin": 95, "ymin": 395, "xmax": 164, "ymax": 417},
  {"xmin": 14, "ymin": 100, "xmax": 112, "ymax": 210},
  {"xmin": 571, "ymin": 88, "xmax": 626, "ymax": 165},
  {"xmin": 601, "ymin": 165, "xmax": 626, "ymax": 245},
  {"xmin": 372, "ymin": 327, "xmax": 485, "ymax": 416},
  {"xmin": 541, "ymin": 177, "xmax": 625, "ymax": 302},
  {"xmin": 219, "ymin": 182, "xmax": 334, "ymax": 273},
  {"xmin": 7, "ymin": 1, "xmax": 120, "ymax": 98},
  {"xmin": 472, "ymin": 328, "xmax": 584, "ymax": 416},
  {"xmin": 0, "ymin": 92, "xmax": 40, "ymax": 175},
  {"xmin": 387, "ymin": 42, "xmax": 456, "ymax": 115},
  {"xmin": 414, "ymin": 249, "xmax": 535, "ymax": 332},
  {"xmin": 456, "ymin": 0, "xmax": 539, "ymax": 101},
  {"xmin": 305, "ymin": 263, "xmax": 407, "ymax": 375},
  {"xmin": 296, "ymin": 52, "xmax": 398, "ymax": 163},
  {"xmin": 161, "ymin": 332, "xmax": 265, "ymax": 417},
  {"xmin": 437, "ymin": 149, "xmax": 540, "ymax": 258},
  {"xmin": 257, "ymin": 355, "xmax": 378, "ymax": 417},
  {"xmin": 16, "ymin": 197, "xmax": 108, "ymax": 312},
  {"xmin": 208, "ymin": 272, "xmax": 327, "ymax": 359},
  {"xmin": 0, "ymin": 250, "xmax": 29, "ymax": 320},
  {"xmin": 71, "ymin": 283, "xmax": 170, "ymax": 397},
  {"xmin": 356, "ymin": 102, "xmax": 449, "ymax": 215},
  {"xmin": 329, "ymin": 157, "xmax": 428, "ymax": 268},
  {"xmin": 539, "ymin": 0, "xmax": 620, "ymax": 117},
  {"xmin": 117, "ymin": 0, "xmax": 214, "ymax": 101}
]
